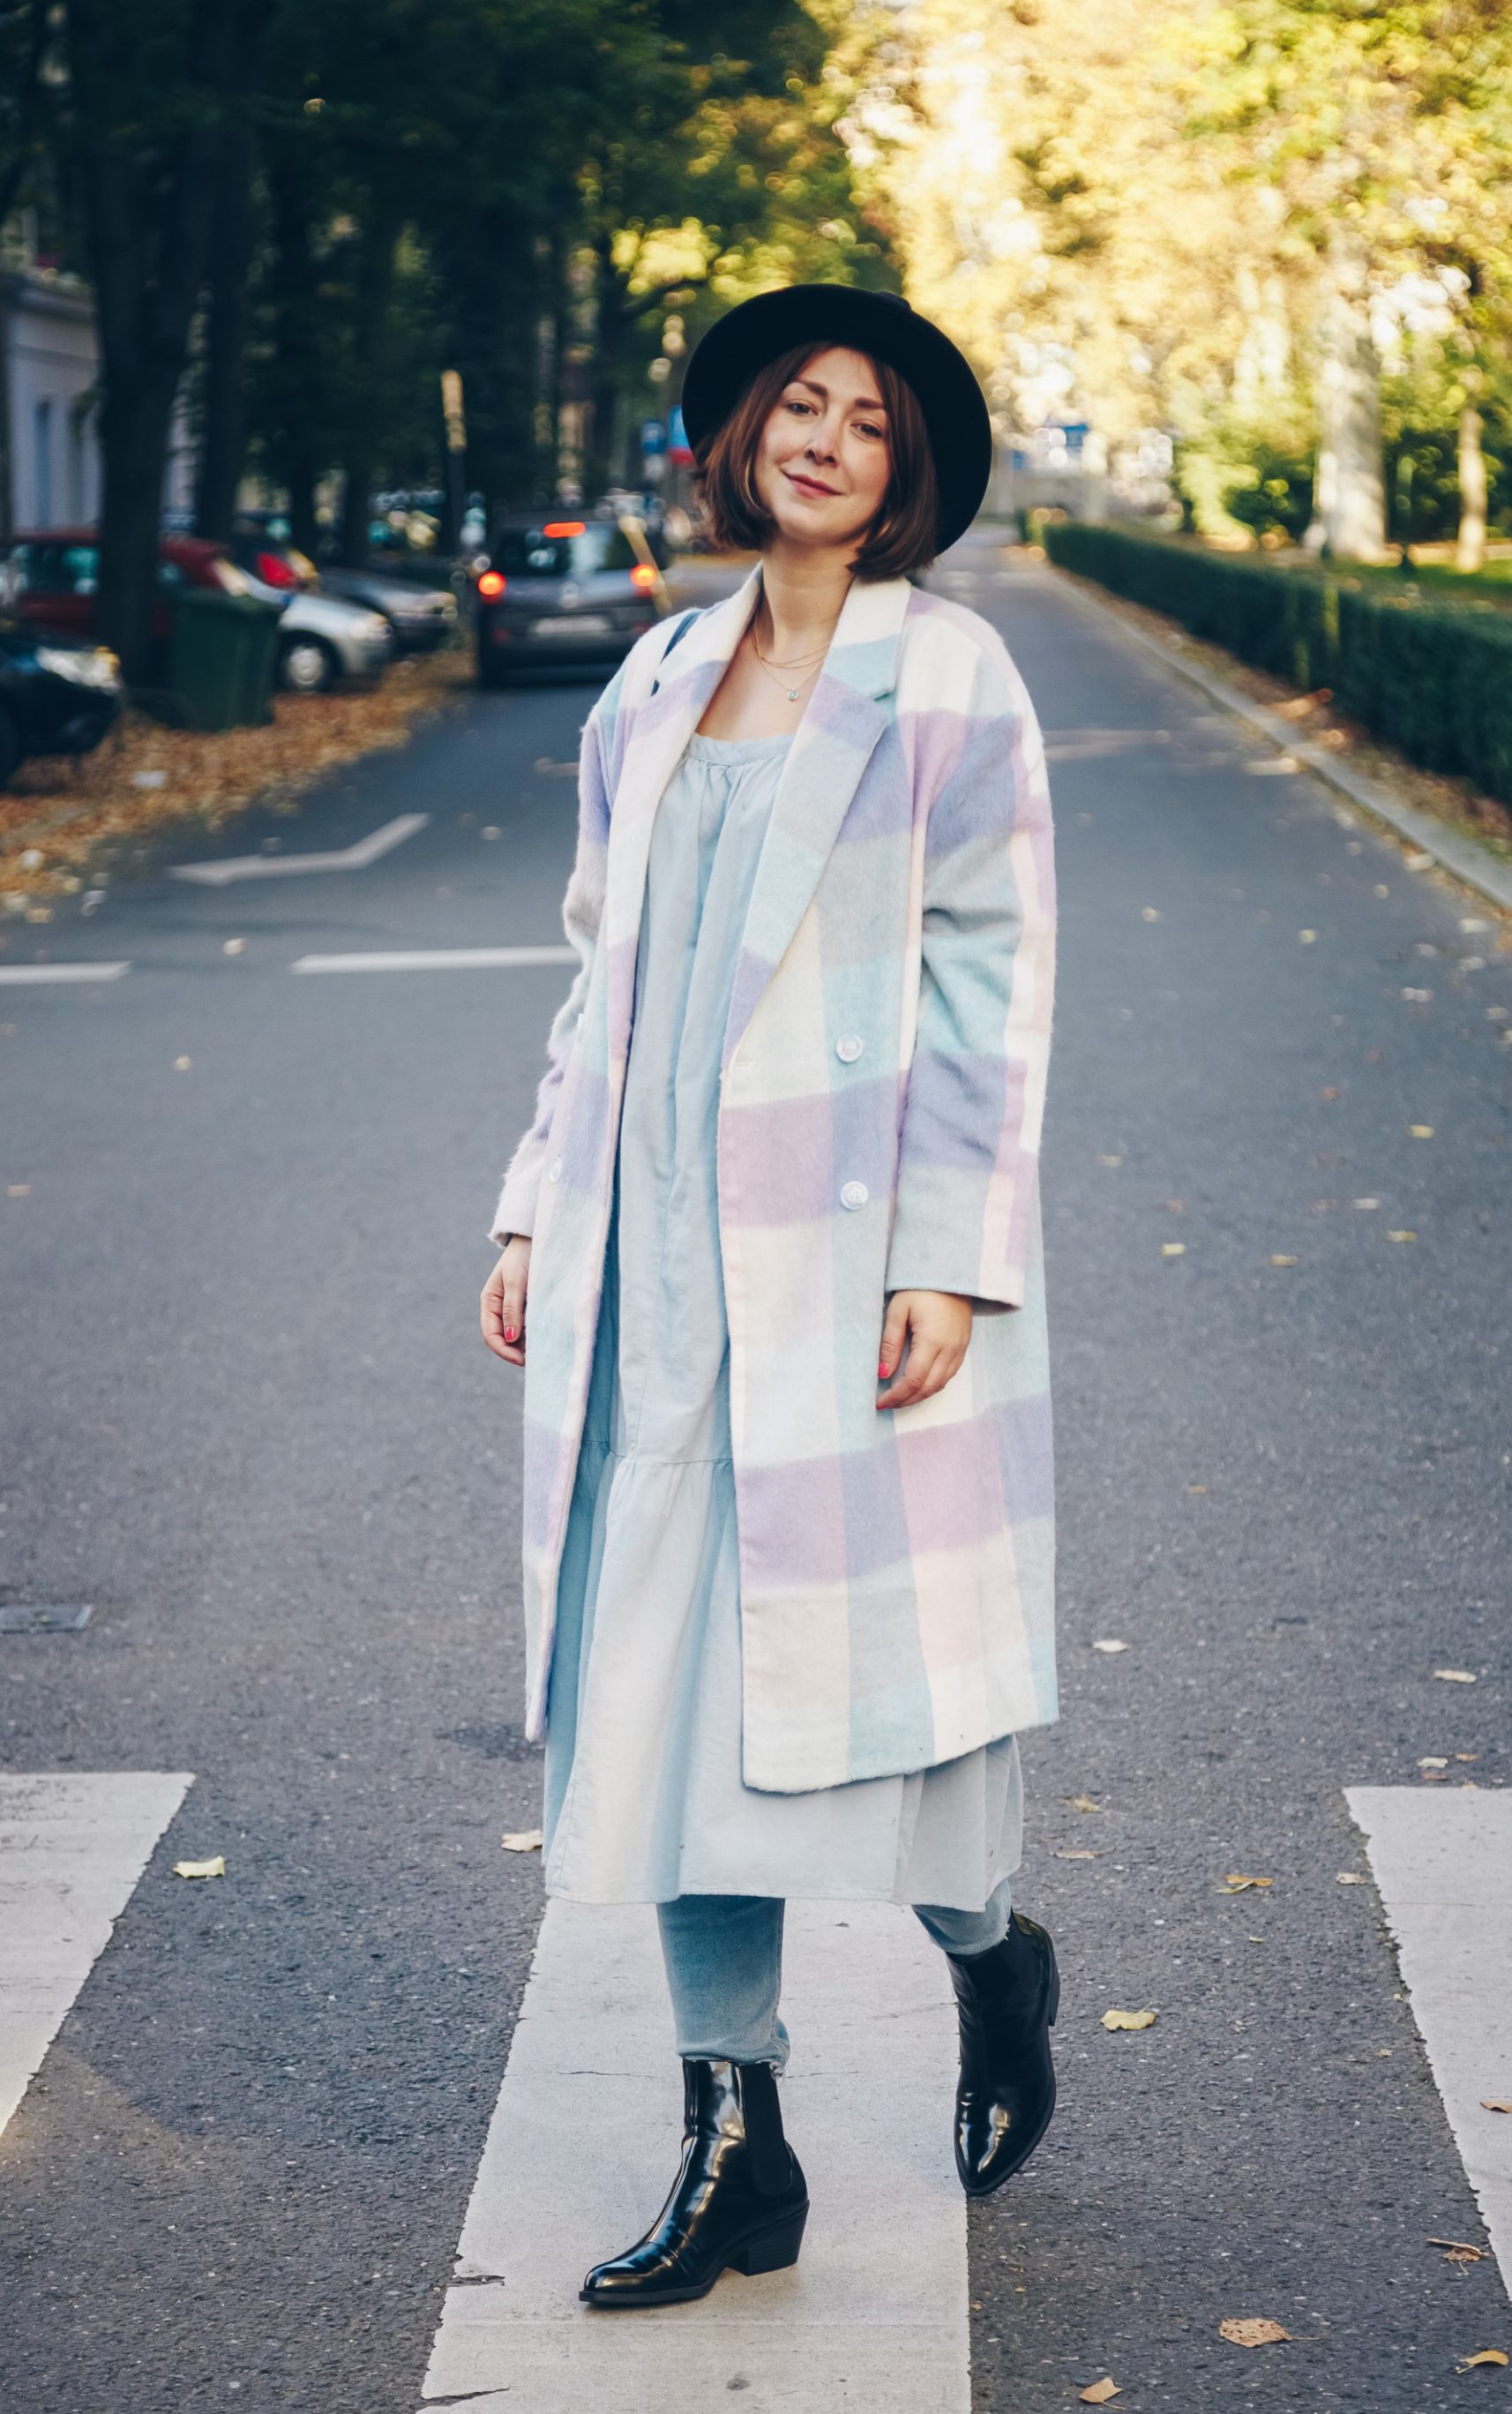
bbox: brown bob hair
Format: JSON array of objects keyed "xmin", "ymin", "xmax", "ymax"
[{"xmin": 695, "ymin": 343, "xmax": 941, "ymax": 579}]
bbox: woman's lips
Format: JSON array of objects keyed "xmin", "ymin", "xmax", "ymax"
[{"xmin": 785, "ymin": 470, "xmax": 839, "ymax": 497}]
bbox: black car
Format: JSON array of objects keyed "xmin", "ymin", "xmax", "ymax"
[
  {"xmin": 474, "ymin": 515, "xmax": 668, "ymax": 686},
  {"xmin": 0, "ymin": 621, "xmax": 123, "ymax": 788}
]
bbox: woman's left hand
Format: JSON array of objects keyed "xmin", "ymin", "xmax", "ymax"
[{"xmin": 877, "ymin": 1289, "xmax": 972, "ymax": 1410}]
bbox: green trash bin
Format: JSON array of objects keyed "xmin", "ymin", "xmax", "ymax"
[{"xmin": 168, "ymin": 589, "xmax": 283, "ymax": 731}]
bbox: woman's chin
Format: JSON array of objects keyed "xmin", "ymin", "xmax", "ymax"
[{"xmin": 766, "ymin": 499, "xmax": 873, "ymax": 555}]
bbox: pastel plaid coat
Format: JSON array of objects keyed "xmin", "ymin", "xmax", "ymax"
[{"xmin": 490, "ymin": 566, "xmax": 1057, "ymax": 1793}]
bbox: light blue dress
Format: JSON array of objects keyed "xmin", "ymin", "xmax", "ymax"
[{"xmin": 542, "ymin": 731, "xmax": 1023, "ymax": 1907}]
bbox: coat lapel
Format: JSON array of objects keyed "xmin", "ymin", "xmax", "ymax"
[
  {"xmin": 602, "ymin": 568, "xmax": 761, "ymax": 1060},
  {"xmin": 722, "ymin": 574, "xmax": 910, "ymax": 1068},
  {"xmin": 602, "ymin": 567, "xmax": 911, "ymax": 1069}
]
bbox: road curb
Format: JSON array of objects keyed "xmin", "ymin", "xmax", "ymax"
[{"xmin": 1047, "ymin": 566, "xmax": 1512, "ymax": 918}]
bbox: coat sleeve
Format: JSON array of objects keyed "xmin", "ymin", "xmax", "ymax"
[
  {"xmin": 883, "ymin": 646, "xmax": 1056, "ymax": 1313},
  {"xmin": 487, "ymin": 684, "xmax": 619, "ymax": 1246}
]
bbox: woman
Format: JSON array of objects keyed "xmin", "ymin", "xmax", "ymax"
[{"xmin": 480, "ymin": 283, "xmax": 1058, "ymax": 2310}]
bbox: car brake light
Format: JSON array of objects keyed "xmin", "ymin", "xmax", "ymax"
[
  {"xmin": 257, "ymin": 551, "xmax": 300, "ymax": 589},
  {"xmin": 542, "ymin": 521, "xmax": 586, "ymax": 538},
  {"xmin": 476, "ymin": 571, "xmax": 506, "ymax": 598},
  {"xmin": 629, "ymin": 563, "xmax": 658, "ymax": 592}
]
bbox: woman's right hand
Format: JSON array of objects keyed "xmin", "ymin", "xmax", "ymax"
[{"xmin": 481, "ymin": 1235, "xmax": 532, "ymax": 1367}]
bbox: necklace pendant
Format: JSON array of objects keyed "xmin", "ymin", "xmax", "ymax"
[{"xmin": 786, "ymin": 686, "xmax": 798, "ymax": 702}]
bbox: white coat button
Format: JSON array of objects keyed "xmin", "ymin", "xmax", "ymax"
[
  {"xmin": 840, "ymin": 1180, "xmax": 869, "ymax": 1211},
  {"xmin": 835, "ymin": 1034, "xmax": 864, "ymax": 1063},
  {"xmin": 549, "ymin": 1157, "xmax": 564, "ymax": 1182}
]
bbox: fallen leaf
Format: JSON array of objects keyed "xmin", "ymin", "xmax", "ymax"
[
  {"xmin": 1461, "ymin": 918, "xmax": 1490, "ymax": 934},
  {"xmin": 1421, "ymin": 1769, "xmax": 1447, "ymax": 1782},
  {"xmin": 1299, "ymin": 928, "xmax": 1317, "ymax": 944},
  {"xmin": 1269, "ymin": 1254, "xmax": 1298, "ymax": 1266},
  {"xmin": 172, "ymin": 1855, "xmax": 225, "ymax": 1880},
  {"xmin": 1401, "ymin": 986, "xmax": 1433, "ymax": 1002},
  {"xmin": 1457, "ymin": 2351, "xmax": 1509, "ymax": 2373},
  {"xmin": 1336, "ymin": 1872, "xmax": 1366, "ymax": 1884},
  {"xmin": 1418, "ymin": 1757, "xmax": 1449, "ymax": 1769},
  {"xmin": 1410, "ymin": 1124, "xmax": 1435, "ymax": 1139},
  {"xmin": 7, "ymin": 1183, "xmax": 30, "ymax": 1196},
  {"xmin": 174, "ymin": 1054, "xmax": 192, "ymax": 1071},
  {"xmin": 1404, "ymin": 850, "xmax": 1433, "ymax": 869},
  {"xmin": 481, "ymin": 825, "xmax": 501, "ymax": 840},
  {"xmin": 1219, "ymin": 2318, "xmax": 1291, "ymax": 2349},
  {"xmin": 1374, "ymin": 882, "xmax": 1390, "ymax": 896},
  {"xmin": 222, "ymin": 937, "xmax": 247, "ymax": 956},
  {"xmin": 1100, "ymin": 1153, "xmax": 1124, "ymax": 1166},
  {"xmin": 1433, "ymin": 1668, "xmax": 1477, "ymax": 1684},
  {"xmin": 500, "ymin": 1829, "xmax": 543, "ymax": 1853},
  {"xmin": 1141, "ymin": 906, "xmax": 1161, "ymax": 921},
  {"xmin": 1483, "ymin": 2101, "xmax": 1512, "ymax": 2115},
  {"xmin": 1102, "ymin": 2007, "xmax": 1156, "ymax": 2031},
  {"xmin": 1161, "ymin": 1241, "xmax": 1186, "ymax": 1257},
  {"xmin": 1220, "ymin": 1874, "xmax": 1274, "ymax": 1893},
  {"xmin": 1092, "ymin": 1638, "xmax": 1130, "ymax": 1653},
  {"xmin": 1186, "ymin": 1482, "xmax": 1209, "ymax": 1494},
  {"xmin": 1429, "ymin": 2238, "xmax": 1486, "ymax": 2262},
  {"xmin": 1456, "ymin": 1753, "xmax": 1479, "ymax": 1762},
  {"xmin": 1387, "ymin": 1230, "xmax": 1418, "ymax": 1243},
  {"xmin": 1353, "ymin": 1197, "xmax": 1380, "ymax": 1210},
  {"xmin": 1055, "ymin": 1848, "xmax": 1103, "ymax": 1860},
  {"xmin": 1065, "ymin": 1794, "xmax": 1104, "ymax": 1813},
  {"xmin": 1081, "ymin": 2382, "xmax": 1122, "ymax": 2404},
  {"xmin": 1321, "ymin": 1084, "xmax": 1341, "ymax": 1099}
]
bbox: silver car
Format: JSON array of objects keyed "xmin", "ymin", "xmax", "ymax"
[
  {"xmin": 237, "ymin": 572, "xmax": 395, "ymax": 691},
  {"xmin": 318, "ymin": 564, "xmax": 458, "ymax": 654}
]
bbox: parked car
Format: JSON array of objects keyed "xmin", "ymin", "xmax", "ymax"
[
  {"xmin": 0, "ymin": 621, "xmax": 122, "ymax": 788},
  {"xmin": 473, "ymin": 514, "xmax": 668, "ymax": 686},
  {"xmin": 0, "ymin": 528, "xmax": 393, "ymax": 696},
  {"xmin": 317, "ymin": 562, "xmax": 457, "ymax": 654}
]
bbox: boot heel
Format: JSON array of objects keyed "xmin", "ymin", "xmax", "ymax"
[
  {"xmin": 1047, "ymin": 1953, "xmax": 1061, "ymax": 2027},
  {"xmin": 731, "ymin": 2203, "xmax": 808, "ymax": 2276}
]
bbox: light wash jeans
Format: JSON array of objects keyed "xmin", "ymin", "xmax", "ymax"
[{"xmin": 657, "ymin": 1881, "xmax": 1014, "ymax": 2072}]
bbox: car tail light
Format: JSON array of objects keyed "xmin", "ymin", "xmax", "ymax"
[
  {"xmin": 256, "ymin": 551, "xmax": 300, "ymax": 589},
  {"xmin": 476, "ymin": 571, "xmax": 506, "ymax": 598},
  {"xmin": 629, "ymin": 563, "xmax": 658, "ymax": 592},
  {"xmin": 542, "ymin": 521, "xmax": 585, "ymax": 538}
]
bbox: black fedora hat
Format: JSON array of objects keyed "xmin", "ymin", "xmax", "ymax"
[{"xmin": 680, "ymin": 284, "xmax": 992, "ymax": 555}]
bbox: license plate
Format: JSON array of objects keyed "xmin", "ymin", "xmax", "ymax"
[{"xmin": 529, "ymin": 614, "xmax": 612, "ymax": 638}]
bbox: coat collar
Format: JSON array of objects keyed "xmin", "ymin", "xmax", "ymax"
[{"xmin": 603, "ymin": 568, "xmax": 912, "ymax": 1063}]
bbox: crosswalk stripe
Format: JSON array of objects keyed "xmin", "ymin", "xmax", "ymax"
[
  {"xmin": 292, "ymin": 947, "xmax": 576, "ymax": 974},
  {"xmin": 1347, "ymin": 1788, "xmax": 1512, "ymax": 2296},
  {"xmin": 0, "ymin": 963, "xmax": 131, "ymax": 985},
  {"xmin": 0, "ymin": 1773, "xmax": 193, "ymax": 2136},
  {"xmin": 415, "ymin": 1899, "xmax": 970, "ymax": 2412}
]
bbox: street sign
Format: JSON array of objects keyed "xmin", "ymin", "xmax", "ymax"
[
  {"xmin": 640, "ymin": 417, "xmax": 667, "ymax": 457},
  {"xmin": 669, "ymin": 403, "xmax": 692, "ymax": 466}
]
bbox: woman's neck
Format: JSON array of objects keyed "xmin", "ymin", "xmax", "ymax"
[{"xmin": 754, "ymin": 537, "xmax": 853, "ymax": 660}]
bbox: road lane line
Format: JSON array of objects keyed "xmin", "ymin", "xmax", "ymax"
[
  {"xmin": 169, "ymin": 812, "xmax": 430, "ymax": 886},
  {"xmin": 292, "ymin": 946, "xmax": 575, "ymax": 973},
  {"xmin": 0, "ymin": 1772, "xmax": 193, "ymax": 2137},
  {"xmin": 0, "ymin": 962, "xmax": 130, "ymax": 985},
  {"xmin": 415, "ymin": 1899, "xmax": 969, "ymax": 2412},
  {"xmin": 1346, "ymin": 1788, "xmax": 1512, "ymax": 2296}
]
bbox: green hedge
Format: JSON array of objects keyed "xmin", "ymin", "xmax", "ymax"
[{"xmin": 1040, "ymin": 520, "xmax": 1512, "ymax": 806}]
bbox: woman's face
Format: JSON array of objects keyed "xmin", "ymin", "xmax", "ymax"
[{"xmin": 753, "ymin": 347, "xmax": 893, "ymax": 553}]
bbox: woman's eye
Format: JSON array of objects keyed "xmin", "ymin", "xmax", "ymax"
[
  {"xmin": 857, "ymin": 421, "xmax": 885, "ymax": 440},
  {"xmin": 785, "ymin": 398, "xmax": 815, "ymax": 416}
]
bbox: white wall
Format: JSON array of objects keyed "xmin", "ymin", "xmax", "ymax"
[{"xmin": 4, "ymin": 273, "xmax": 102, "ymax": 529}]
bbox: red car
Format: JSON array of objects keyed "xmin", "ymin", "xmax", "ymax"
[{"xmin": 0, "ymin": 529, "xmax": 246, "ymax": 651}]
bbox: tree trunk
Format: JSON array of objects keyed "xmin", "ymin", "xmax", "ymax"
[
  {"xmin": 67, "ymin": 0, "xmax": 260, "ymax": 683},
  {"xmin": 336, "ymin": 216, "xmax": 400, "ymax": 567},
  {"xmin": 194, "ymin": 113, "xmax": 260, "ymax": 541},
  {"xmin": 1314, "ymin": 244, "xmax": 1386, "ymax": 561},
  {"xmin": 264, "ymin": 144, "xmax": 324, "ymax": 559},
  {"xmin": 1456, "ymin": 403, "xmax": 1487, "ymax": 574}
]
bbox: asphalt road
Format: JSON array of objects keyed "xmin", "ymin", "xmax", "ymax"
[{"xmin": 2, "ymin": 540, "xmax": 1508, "ymax": 2411}]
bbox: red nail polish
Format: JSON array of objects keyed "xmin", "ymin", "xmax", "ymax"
[
  {"xmin": 878, "ymin": 1361, "xmax": 889, "ymax": 1379},
  {"xmin": 505, "ymin": 1326, "xmax": 517, "ymax": 1342}
]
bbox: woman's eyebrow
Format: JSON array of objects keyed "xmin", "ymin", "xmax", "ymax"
[{"xmin": 790, "ymin": 376, "xmax": 887, "ymax": 413}]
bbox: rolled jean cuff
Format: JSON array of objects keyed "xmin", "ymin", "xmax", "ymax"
[
  {"xmin": 913, "ymin": 1873, "xmax": 1014, "ymax": 1959},
  {"xmin": 657, "ymin": 1893, "xmax": 790, "ymax": 2073}
]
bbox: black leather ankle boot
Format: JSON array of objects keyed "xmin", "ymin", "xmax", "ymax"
[
  {"xmin": 580, "ymin": 2057, "xmax": 809, "ymax": 2309},
  {"xmin": 946, "ymin": 1908, "xmax": 1059, "ymax": 2195}
]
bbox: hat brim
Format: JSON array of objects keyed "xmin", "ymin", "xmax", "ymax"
[{"xmin": 680, "ymin": 285, "xmax": 992, "ymax": 557}]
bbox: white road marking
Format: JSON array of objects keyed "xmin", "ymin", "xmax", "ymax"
[
  {"xmin": 415, "ymin": 1900, "xmax": 969, "ymax": 2412},
  {"xmin": 0, "ymin": 1772, "xmax": 193, "ymax": 2136},
  {"xmin": 169, "ymin": 812, "xmax": 430, "ymax": 886},
  {"xmin": 1346, "ymin": 1788, "xmax": 1512, "ymax": 2296},
  {"xmin": 292, "ymin": 946, "xmax": 575, "ymax": 974},
  {"xmin": 0, "ymin": 962, "xmax": 130, "ymax": 986}
]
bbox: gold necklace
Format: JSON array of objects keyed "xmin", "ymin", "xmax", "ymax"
[{"xmin": 752, "ymin": 630, "xmax": 831, "ymax": 703}]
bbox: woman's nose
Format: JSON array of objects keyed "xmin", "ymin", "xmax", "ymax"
[{"xmin": 805, "ymin": 417, "xmax": 841, "ymax": 462}]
